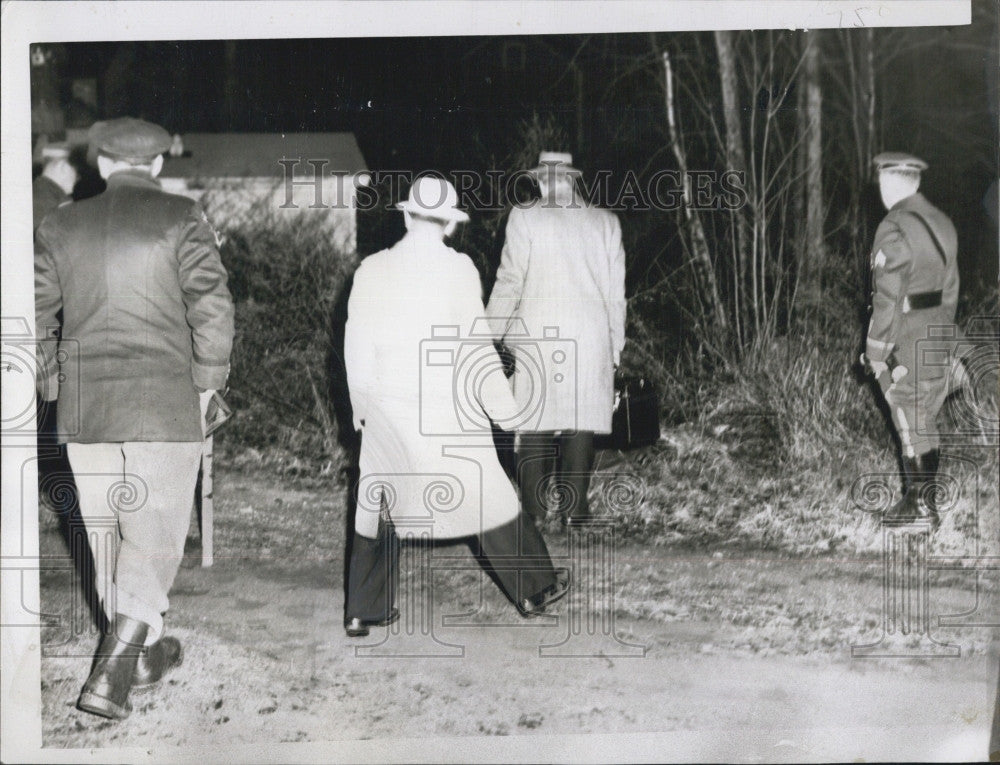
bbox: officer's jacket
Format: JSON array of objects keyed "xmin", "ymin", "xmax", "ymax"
[
  {"xmin": 35, "ymin": 169, "xmax": 235, "ymax": 443},
  {"xmin": 866, "ymin": 192, "xmax": 958, "ymax": 378}
]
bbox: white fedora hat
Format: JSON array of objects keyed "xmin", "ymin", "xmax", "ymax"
[
  {"xmin": 395, "ymin": 176, "xmax": 470, "ymax": 222},
  {"xmin": 528, "ymin": 151, "xmax": 579, "ymax": 176}
]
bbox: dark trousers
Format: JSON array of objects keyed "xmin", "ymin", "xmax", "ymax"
[
  {"xmin": 476, "ymin": 514, "xmax": 558, "ymax": 604},
  {"xmin": 37, "ymin": 397, "xmax": 70, "ymax": 499},
  {"xmin": 344, "ymin": 513, "xmax": 558, "ymax": 618},
  {"xmin": 344, "ymin": 517, "xmax": 399, "ymax": 622},
  {"xmin": 517, "ymin": 430, "xmax": 596, "ymax": 522}
]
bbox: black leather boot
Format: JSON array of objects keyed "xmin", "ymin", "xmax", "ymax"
[
  {"xmin": 883, "ymin": 450, "xmax": 941, "ymax": 529},
  {"xmin": 77, "ymin": 615, "xmax": 148, "ymax": 720},
  {"xmin": 917, "ymin": 449, "xmax": 942, "ymax": 530},
  {"xmin": 132, "ymin": 635, "xmax": 183, "ymax": 690}
]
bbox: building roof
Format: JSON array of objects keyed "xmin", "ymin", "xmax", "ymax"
[{"xmin": 159, "ymin": 132, "xmax": 367, "ymax": 179}]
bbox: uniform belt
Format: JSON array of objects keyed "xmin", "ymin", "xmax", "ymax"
[{"xmin": 904, "ymin": 290, "xmax": 942, "ymax": 312}]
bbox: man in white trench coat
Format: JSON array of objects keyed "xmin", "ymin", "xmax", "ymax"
[
  {"xmin": 487, "ymin": 153, "xmax": 627, "ymax": 525},
  {"xmin": 343, "ymin": 177, "xmax": 568, "ymax": 637}
]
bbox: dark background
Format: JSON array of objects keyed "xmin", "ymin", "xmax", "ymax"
[{"xmin": 32, "ymin": 19, "xmax": 999, "ymax": 300}]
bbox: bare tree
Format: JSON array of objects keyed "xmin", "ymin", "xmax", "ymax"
[
  {"xmin": 657, "ymin": 40, "xmax": 729, "ymax": 341},
  {"xmin": 801, "ymin": 31, "xmax": 825, "ymax": 290},
  {"xmin": 714, "ymin": 30, "xmax": 750, "ymax": 346}
]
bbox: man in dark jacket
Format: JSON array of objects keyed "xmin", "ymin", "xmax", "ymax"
[
  {"xmin": 864, "ymin": 152, "xmax": 959, "ymax": 529},
  {"xmin": 35, "ymin": 118, "xmax": 235, "ymax": 720}
]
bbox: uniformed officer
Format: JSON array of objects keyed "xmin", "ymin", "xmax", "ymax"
[
  {"xmin": 864, "ymin": 152, "xmax": 959, "ymax": 528},
  {"xmin": 35, "ymin": 118, "xmax": 235, "ymax": 719},
  {"xmin": 32, "ymin": 140, "xmax": 77, "ymax": 231}
]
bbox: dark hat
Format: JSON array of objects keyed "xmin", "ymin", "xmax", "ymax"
[
  {"xmin": 96, "ymin": 117, "xmax": 171, "ymax": 162},
  {"xmin": 872, "ymin": 151, "xmax": 928, "ymax": 172}
]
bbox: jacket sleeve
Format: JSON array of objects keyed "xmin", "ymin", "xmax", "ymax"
[
  {"xmin": 866, "ymin": 215, "xmax": 911, "ymax": 364},
  {"xmin": 344, "ymin": 262, "xmax": 375, "ymax": 431},
  {"xmin": 34, "ymin": 221, "xmax": 63, "ymax": 396},
  {"xmin": 607, "ymin": 213, "xmax": 627, "ymax": 366},
  {"xmin": 176, "ymin": 205, "xmax": 235, "ymax": 391},
  {"xmin": 485, "ymin": 207, "xmax": 529, "ymax": 340}
]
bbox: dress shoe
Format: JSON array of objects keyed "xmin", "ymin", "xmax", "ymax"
[
  {"xmin": 516, "ymin": 570, "xmax": 570, "ymax": 618},
  {"xmin": 132, "ymin": 635, "xmax": 183, "ymax": 690},
  {"xmin": 344, "ymin": 607, "xmax": 400, "ymax": 638},
  {"xmin": 77, "ymin": 615, "xmax": 148, "ymax": 720}
]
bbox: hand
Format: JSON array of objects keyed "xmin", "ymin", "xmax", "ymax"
[
  {"xmin": 199, "ymin": 389, "xmax": 216, "ymax": 437},
  {"xmin": 869, "ymin": 360, "xmax": 888, "ymax": 379}
]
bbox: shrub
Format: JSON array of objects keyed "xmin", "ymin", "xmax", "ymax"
[{"xmin": 214, "ymin": 207, "xmax": 355, "ymax": 475}]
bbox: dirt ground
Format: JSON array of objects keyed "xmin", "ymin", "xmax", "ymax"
[{"xmin": 35, "ymin": 464, "xmax": 999, "ymax": 762}]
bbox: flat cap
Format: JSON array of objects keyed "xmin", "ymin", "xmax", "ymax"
[
  {"xmin": 872, "ymin": 151, "xmax": 928, "ymax": 172},
  {"xmin": 96, "ymin": 117, "xmax": 172, "ymax": 161}
]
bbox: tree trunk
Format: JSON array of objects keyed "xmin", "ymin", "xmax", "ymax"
[
  {"xmin": 802, "ymin": 31, "xmax": 825, "ymax": 289},
  {"xmin": 857, "ymin": 28, "xmax": 877, "ymax": 267},
  {"xmin": 794, "ymin": 36, "xmax": 808, "ymax": 256},
  {"xmin": 714, "ymin": 30, "xmax": 749, "ymax": 344},
  {"xmin": 659, "ymin": 44, "xmax": 729, "ymax": 337}
]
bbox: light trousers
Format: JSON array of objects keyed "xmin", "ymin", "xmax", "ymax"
[
  {"xmin": 66, "ymin": 441, "xmax": 202, "ymax": 644},
  {"xmin": 881, "ymin": 374, "xmax": 949, "ymax": 458}
]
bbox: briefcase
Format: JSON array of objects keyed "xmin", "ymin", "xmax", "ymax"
[{"xmin": 597, "ymin": 376, "xmax": 661, "ymax": 451}]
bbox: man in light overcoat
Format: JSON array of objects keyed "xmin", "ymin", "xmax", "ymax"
[
  {"xmin": 487, "ymin": 152, "xmax": 627, "ymax": 525},
  {"xmin": 343, "ymin": 176, "xmax": 568, "ymax": 636}
]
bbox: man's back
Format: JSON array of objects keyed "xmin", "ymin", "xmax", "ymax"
[{"xmin": 35, "ymin": 170, "xmax": 234, "ymax": 443}]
